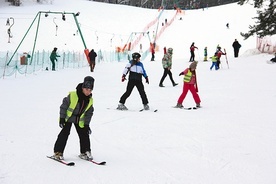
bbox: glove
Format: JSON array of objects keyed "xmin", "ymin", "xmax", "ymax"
[
  {"xmin": 59, "ymin": 118, "xmax": 66, "ymax": 128},
  {"xmin": 121, "ymin": 74, "xmax": 126, "ymax": 82},
  {"xmin": 145, "ymin": 77, "xmax": 149, "ymax": 84},
  {"xmin": 84, "ymin": 125, "xmax": 92, "ymax": 135},
  {"xmin": 179, "ymin": 72, "xmax": 184, "ymax": 76}
]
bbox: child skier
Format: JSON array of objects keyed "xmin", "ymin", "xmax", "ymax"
[
  {"xmin": 215, "ymin": 47, "xmax": 226, "ymax": 69},
  {"xmin": 52, "ymin": 76, "xmax": 94, "ymax": 161},
  {"xmin": 176, "ymin": 61, "xmax": 201, "ymax": 108},
  {"xmin": 204, "ymin": 47, "xmax": 208, "ymax": 61},
  {"xmin": 210, "ymin": 54, "xmax": 218, "ymax": 70},
  {"xmin": 117, "ymin": 52, "xmax": 150, "ymax": 110},
  {"xmin": 159, "ymin": 47, "xmax": 178, "ymax": 87}
]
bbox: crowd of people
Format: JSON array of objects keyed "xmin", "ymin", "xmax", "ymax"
[{"xmin": 50, "ymin": 40, "xmax": 276, "ymax": 162}]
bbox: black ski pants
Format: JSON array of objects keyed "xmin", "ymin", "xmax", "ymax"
[
  {"xmin": 119, "ymin": 79, "xmax": 148, "ymax": 105},
  {"xmin": 189, "ymin": 51, "xmax": 195, "ymax": 61},
  {"xmin": 54, "ymin": 122, "xmax": 91, "ymax": 154},
  {"xmin": 159, "ymin": 68, "xmax": 176, "ymax": 85}
]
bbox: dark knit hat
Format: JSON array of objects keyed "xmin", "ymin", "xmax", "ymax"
[
  {"xmin": 82, "ymin": 76, "xmax": 94, "ymax": 90},
  {"xmin": 189, "ymin": 61, "xmax": 198, "ymax": 70}
]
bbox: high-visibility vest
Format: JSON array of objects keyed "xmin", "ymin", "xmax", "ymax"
[
  {"xmin": 184, "ymin": 70, "xmax": 192, "ymax": 82},
  {"xmin": 211, "ymin": 56, "xmax": 217, "ymax": 62},
  {"xmin": 65, "ymin": 91, "xmax": 93, "ymax": 128}
]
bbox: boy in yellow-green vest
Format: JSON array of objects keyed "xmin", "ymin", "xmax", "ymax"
[
  {"xmin": 52, "ymin": 76, "xmax": 94, "ymax": 161},
  {"xmin": 175, "ymin": 61, "xmax": 201, "ymax": 108},
  {"xmin": 210, "ymin": 54, "xmax": 218, "ymax": 70}
]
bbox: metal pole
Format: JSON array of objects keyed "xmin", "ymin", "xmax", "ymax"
[
  {"xmin": 72, "ymin": 13, "xmax": 87, "ymax": 49},
  {"xmin": 29, "ymin": 12, "xmax": 42, "ymax": 65}
]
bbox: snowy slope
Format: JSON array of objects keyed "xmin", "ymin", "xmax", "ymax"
[{"xmin": 1, "ymin": 0, "xmax": 276, "ymax": 184}]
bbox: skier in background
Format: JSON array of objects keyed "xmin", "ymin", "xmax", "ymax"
[
  {"xmin": 150, "ymin": 42, "xmax": 155, "ymax": 61},
  {"xmin": 88, "ymin": 49, "xmax": 97, "ymax": 72},
  {"xmin": 49, "ymin": 47, "xmax": 60, "ymax": 71},
  {"xmin": 232, "ymin": 39, "xmax": 241, "ymax": 58},
  {"xmin": 215, "ymin": 47, "xmax": 226, "ymax": 69},
  {"xmin": 189, "ymin": 42, "xmax": 198, "ymax": 62},
  {"xmin": 204, "ymin": 47, "xmax": 208, "ymax": 61},
  {"xmin": 159, "ymin": 47, "xmax": 178, "ymax": 87},
  {"xmin": 210, "ymin": 53, "xmax": 218, "ymax": 70}
]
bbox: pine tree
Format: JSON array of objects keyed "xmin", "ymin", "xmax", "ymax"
[{"xmin": 239, "ymin": 0, "xmax": 276, "ymax": 39}]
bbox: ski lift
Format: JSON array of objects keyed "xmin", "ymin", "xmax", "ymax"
[
  {"xmin": 110, "ymin": 33, "xmax": 115, "ymax": 47},
  {"xmin": 6, "ymin": 18, "xmax": 10, "ymax": 26},
  {"xmin": 7, "ymin": 17, "xmax": 14, "ymax": 43},
  {"xmin": 53, "ymin": 17, "xmax": 58, "ymax": 36}
]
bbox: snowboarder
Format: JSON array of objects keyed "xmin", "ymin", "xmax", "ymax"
[
  {"xmin": 52, "ymin": 76, "xmax": 94, "ymax": 161},
  {"xmin": 189, "ymin": 42, "xmax": 198, "ymax": 62},
  {"xmin": 176, "ymin": 61, "xmax": 201, "ymax": 108},
  {"xmin": 88, "ymin": 49, "xmax": 97, "ymax": 72},
  {"xmin": 159, "ymin": 47, "xmax": 178, "ymax": 87},
  {"xmin": 49, "ymin": 47, "xmax": 60, "ymax": 71},
  {"xmin": 117, "ymin": 52, "xmax": 150, "ymax": 110},
  {"xmin": 232, "ymin": 39, "xmax": 241, "ymax": 58}
]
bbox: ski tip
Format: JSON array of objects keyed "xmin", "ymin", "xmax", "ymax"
[
  {"xmin": 99, "ymin": 161, "xmax": 106, "ymax": 165},
  {"xmin": 154, "ymin": 109, "xmax": 158, "ymax": 112},
  {"xmin": 67, "ymin": 162, "xmax": 75, "ymax": 166}
]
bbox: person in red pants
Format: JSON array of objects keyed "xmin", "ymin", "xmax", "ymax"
[{"xmin": 176, "ymin": 61, "xmax": 201, "ymax": 108}]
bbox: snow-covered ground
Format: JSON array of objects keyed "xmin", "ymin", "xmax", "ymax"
[{"xmin": 1, "ymin": 0, "xmax": 276, "ymax": 184}]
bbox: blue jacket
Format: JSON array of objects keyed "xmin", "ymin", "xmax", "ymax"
[{"xmin": 122, "ymin": 60, "xmax": 148, "ymax": 81}]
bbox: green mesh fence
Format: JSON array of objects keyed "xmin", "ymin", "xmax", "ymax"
[{"xmin": 0, "ymin": 50, "xmax": 130, "ymax": 79}]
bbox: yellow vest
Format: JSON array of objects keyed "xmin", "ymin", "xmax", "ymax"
[
  {"xmin": 184, "ymin": 70, "xmax": 192, "ymax": 82},
  {"xmin": 211, "ymin": 56, "xmax": 217, "ymax": 62},
  {"xmin": 65, "ymin": 91, "xmax": 93, "ymax": 128}
]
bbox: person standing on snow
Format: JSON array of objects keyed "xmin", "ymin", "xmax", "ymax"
[
  {"xmin": 189, "ymin": 42, "xmax": 198, "ymax": 62},
  {"xmin": 210, "ymin": 53, "xmax": 218, "ymax": 70},
  {"xmin": 215, "ymin": 47, "xmax": 226, "ymax": 69},
  {"xmin": 232, "ymin": 39, "xmax": 241, "ymax": 58},
  {"xmin": 52, "ymin": 76, "xmax": 94, "ymax": 161},
  {"xmin": 150, "ymin": 42, "xmax": 155, "ymax": 61},
  {"xmin": 88, "ymin": 49, "xmax": 97, "ymax": 72},
  {"xmin": 49, "ymin": 47, "xmax": 60, "ymax": 71},
  {"xmin": 159, "ymin": 47, "xmax": 178, "ymax": 87},
  {"xmin": 204, "ymin": 47, "xmax": 208, "ymax": 61},
  {"xmin": 117, "ymin": 52, "xmax": 150, "ymax": 111},
  {"xmin": 176, "ymin": 61, "xmax": 201, "ymax": 108}
]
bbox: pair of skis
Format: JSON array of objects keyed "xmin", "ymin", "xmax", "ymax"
[
  {"xmin": 173, "ymin": 106, "xmax": 198, "ymax": 110},
  {"xmin": 47, "ymin": 156, "xmax": 106, "ymax": 166}
]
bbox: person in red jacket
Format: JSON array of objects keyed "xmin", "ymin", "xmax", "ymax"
[
  {"xmin": 175, "ymin": 61, "xmax": 201, "ymax": 108},
  {"xmin": 215, "ymin": 47, "xmax": 226, "ymax": 69},
  {"xmin": 189, "ymin": 42, "xmax": 198, "ymax": 62}
]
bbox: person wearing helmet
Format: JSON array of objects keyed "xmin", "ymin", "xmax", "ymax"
[
  {"xmin": 117, "ymin": 52, "xmax": 150, "ymax": 110},
  {"xmin": 159, "ymin": 47, "xmax": 178, "ymax": 87}
]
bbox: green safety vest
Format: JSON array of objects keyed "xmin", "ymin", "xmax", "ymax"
[
  {"xmin": 211, "ymin": 56, "xmax": 217, "ymax": 62},
  {"xmin": 184, "ymin": 70, "xmax": 192, "ymax": 82},
  {"xmin": 65, "ymin": 91, "xmax": 93, "ymax": 128}
]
